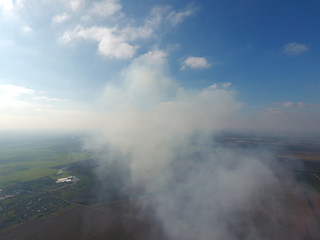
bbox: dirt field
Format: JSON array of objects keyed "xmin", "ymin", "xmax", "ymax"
[{"xmin": 0, "ymin": 203, "xmax": 165, "ymax": 240}]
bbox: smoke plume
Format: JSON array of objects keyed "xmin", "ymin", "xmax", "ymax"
[{"xmin": 85, "ymin": 50, "xmax": 318, "ymax": 239}]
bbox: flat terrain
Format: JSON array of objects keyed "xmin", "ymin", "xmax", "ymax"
[
  {"xmin": 0, "ymin": 203, "xmax": 165, "ymax": 240},
  {"xmin": 0, "ymin": 133, "xmax": 94, "ymax": 188},
  {"xmin": 1, "ymin": 134, "xmax": 320, "ymax": 239}
]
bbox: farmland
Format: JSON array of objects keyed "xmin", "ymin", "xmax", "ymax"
[
  {"xmin": 0, "ymin": 133, "xmax": 134, "ymax": 235},
  {"xmin": 0, "ymin": 132, "xmax": 94, "ymax": 188},
  {"xmin": 0, "ymin": 133, "xmax": 320, "ymax": 239}
]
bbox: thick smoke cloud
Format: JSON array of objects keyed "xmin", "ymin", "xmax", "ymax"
[
  {"xmin": 89, "ymin": 50, "xmax": 241, "ymax": 182},
  {"xmin": 85, "ymin": 50, "xmax": 317, "ymax": 239}
]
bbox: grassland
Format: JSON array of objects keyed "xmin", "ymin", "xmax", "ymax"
[{"xmin": 0, "ymin": 133, "xmax": 95, "ymax": 188}]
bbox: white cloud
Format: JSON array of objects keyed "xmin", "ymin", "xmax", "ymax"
[
  {"xmin": 119, "ymin": 25, "xmax": 154, "ymax": 41},
  {"xmin": 52, "ymin": 12, "xmax": 70, "ymax": 24},
  {"xmin": 145, "ymin": 6, "xmax": 170, "ymax": 29},
  {"xmin": 228, "ymin": 102, "xmax": 320, "ymax": 136},
  {"xmin": 32, "ymin": 96, "xmax": 64, "ymax": 102},
  {"xmin": 0, "ymin": 0, "xmax": 24, "ymax": 17},
  {"xmin": 209, "ymin": 83, "xmax": 217, "ymax": 89},
  {"xmin": 209, "ymin": 82, "xmax": 232, "ymax": 89},
  {"xmin": 145, "ymin": 5, "xmax": 196, "ymax": 29},
  {"xmin": 222, "ymin": 82, "xmax": 232, "ymax": 88},
  {"xmin": 0, "ymin": 0, "xmax": 24, "ymax": 11},
  {"xmin": 45, "ymin": 0, "xmax": 82, "ymax": 12},
  {"xmin": 15, "ymin": 0, "xmax": 24, "ymax": 8},
  {"xmin": 0, "ymin": 84, "xmax": 33, "ymax": 104},
  {"xmin": 69, "ymin": 0, "xmax": 82, "ymax": 11},
  {"xmin": 60, "ymin": 4, "xmax": 196, "ymax": 60},
  {"xmin": 0, "ymin": 84, "xmax": 34, "ymax": 94},
  {"xmin": 0, "ymin": 84, "xmax": 69, "ymax": 110},
  {"xmin": 62, "ymin": 25, "xmax": 138, "ymax": 59},
  {"xmin": 61, "ymin": 5, "xmax": 192, "ymax": 60},
  {"xmin": 181, "ymin": 57, "xmax": 211, "ymax": 70},
  {"xmin": 0, "ymin": 84, "xmax": 95, "ymax": 130},
  {"xmin": 21, "ymin": 25, "xmax": 32, "ymax": 33},
  {"xmin": 118, "ymin": 6, "xmax": 179, "ymax": 41},
  {"xmin": 141, "ymin": 49, "xmax": 167, "ymax": 64},
  {"xmin": 282, "ymin": 42, "xmax": 309, "ymax": 56},
  {"xmin": 88, "ymin": 0, "xmax": 121, "ymax": 18},
  {"xmin": 0, "ymin": 0, "xmax": 14, "ymax": 12},
  {"xmin": 279, "ymin": 101, "xmax": 319, "ymax": 108},
  {"xmin": 167, "ymin": 8, "xmax": 195, "ymax": 26},
  {"xmin": 0, "ymin": 84, "xmax": 35, "ymax": 114},
  {"xmin": 280, "ymin": 101, "xmax": 294, "ymax": 107}
]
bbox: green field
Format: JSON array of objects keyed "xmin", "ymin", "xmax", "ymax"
[{"xmin": 0, "ymin": 133, "xmax": 94, "ymax": 188}]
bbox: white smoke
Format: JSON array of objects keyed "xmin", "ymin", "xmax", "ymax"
[
  {"xmin": 89, "ymin": 50, "xmax": 241, "ymax": 182},
  {"xmin": 85, "ymin": 50, "xmax": 318, "ymax": 239}
]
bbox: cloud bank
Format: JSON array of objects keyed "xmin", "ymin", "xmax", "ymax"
[
  {"xmin": 60, "ymin": 3, "xmax": 196, "ymax": 59},
  {"xmin": 0, "ymin": 84, "xmax": 96, "ymax": 130}
]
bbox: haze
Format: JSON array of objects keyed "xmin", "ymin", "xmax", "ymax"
[{"xmin": 0, "ymin": 1, "xmax": 320, "ymax": 240}]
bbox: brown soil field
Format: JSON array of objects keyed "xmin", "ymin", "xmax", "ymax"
[{"xmin": 0, "ymin": 203, "xmax": 165, "ymax": 240}]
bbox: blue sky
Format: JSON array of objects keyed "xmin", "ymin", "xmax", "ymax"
[{"xmin": 0, "ymin": 0, "xmax": 319, "ymax": 134}]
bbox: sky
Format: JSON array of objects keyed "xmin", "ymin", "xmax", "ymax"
[{"xmin": 0, "ymin": 0, "xmax": 319, "ymax": 134}]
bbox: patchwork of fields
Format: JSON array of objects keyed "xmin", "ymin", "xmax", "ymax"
[{"xmin": 0, "ymin": 133, "xmax": 94, "ymax": 188}]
